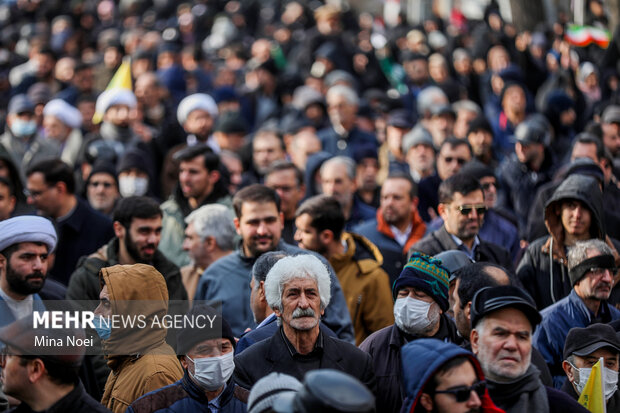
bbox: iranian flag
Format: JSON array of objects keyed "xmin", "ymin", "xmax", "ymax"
[{"xmin": 565, "ymin": 24, "xmax": 611, "ymax": 48}]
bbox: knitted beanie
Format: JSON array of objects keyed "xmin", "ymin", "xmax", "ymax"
[{"xmin": 393, "ymin": 252, "xmax": 450, "ymax": 311}]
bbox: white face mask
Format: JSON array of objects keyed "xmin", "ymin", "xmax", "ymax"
[
  {"xmin": 393, "ymin": 296, "xmax": 440, "ymax": 336},
  {"xmin": 187, "ymin": 351, "xmax": 235, "ymax": 391},
  {"xmin": 119, "ymin": 176, "xmax": 148, "ymax": 197},
  {"xmin": 572, "ymin": 364, "xmax": 619, "ymax": 401}
]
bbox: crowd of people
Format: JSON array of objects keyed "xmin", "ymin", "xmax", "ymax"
[{"xmin": 0, "ymin": 0, "xmax": 620, "ymax": 412}]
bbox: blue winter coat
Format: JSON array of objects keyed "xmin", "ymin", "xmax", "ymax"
[
  {"xmin": 127, "ymin": 373, "xmax": 247, "ymax": 413},
  {"xmin": 534, "ymin": 289, "xmax": 620, "ymax": 388}
]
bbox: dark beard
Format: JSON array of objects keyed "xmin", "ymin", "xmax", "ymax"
[
  {"xmin": 125, "ymin": 231, "xmax": 154, "ymax": 264},
  {"xmin": 6, "ymin": 265, "xmax": 45, "ymax": 296}
]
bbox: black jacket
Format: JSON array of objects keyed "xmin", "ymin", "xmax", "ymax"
[
  {"xmin": 51, "ymin": 198, "xmax": 114, "ymax": 285},
  {"xmin": 12, "ymin": 382, "xmax": 111, "ymax": 413},
  {"xmin": 409, "ymin": 225, "xmax": 514, "ymax": 272},
  {"xmin": 358, "ymin": 316, "xmax": 460, "ymax": 413},
  {"xmin": 233, "ymin": 326, "xmax": 375, "ymax": 393}
]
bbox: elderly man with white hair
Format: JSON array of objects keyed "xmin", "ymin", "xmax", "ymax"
[
  {"xmin": 181, "ymin": 204, "xmax": 236, "ymax": 302},
  {"xmin": 317, "ymin": 84, "xmax": 378, "ymax": 158},
  {"xmin": 233, "ymin": 254, "xmax": 376, "ymax": 392}
]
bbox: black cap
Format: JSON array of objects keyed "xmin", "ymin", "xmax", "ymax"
[
  {"xmin": 176, "ymin": 304, "xmax": 235, "ymax": 354},
  {"xmin": 88, "ymin": 160, "xmax": 118, "ymax": 186},
  {"xmin": 273, "ymin": 369, "xmax": 375, "ymax": 413},
  {"xmin": 470, "ymin": 286, "xmax": 541, "ymax": 330},
  {"xmin": 514, "ymin": 116, "xmax": 550, "ymax": 146},
  {"xmin": 387, "ymin": 109, "xmax": 414, "ymax": 129},
  {"xmin": 467, "ymin": 115, "xmax": 493, "ymax": 137},
  {"xmin": 565, "ymin": 158, "xmax": 605, "ymax": 185},
  {"xmin": 352, "ymin": 144, "xmax": 378, "ymax": 164},
  {"xmin": 434, "ymin": 250, "xmax": 473, "ymax": 282},
  {"xmin": 563, "ymin": 323, "xmax": 620, "ymax": 360},
  {"xmin": 215, "ymin": 111, "xmax": 248, "ymax": 134}
]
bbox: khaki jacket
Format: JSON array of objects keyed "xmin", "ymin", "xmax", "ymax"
[
  {"xmin": 329, "ymin": 232, "xmax": 394, "ymax": 345},
  {"xmin": 99, "ymin": 264, "xmax": 183, "ymax": 413}
]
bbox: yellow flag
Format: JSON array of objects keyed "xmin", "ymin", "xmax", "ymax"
[
  {"xmin": 577, "ymin": 358, "xmax": 606, "ymax": 413},
  {"xmin": 92, "ymin": 58, "xmax": 132, "ymax": 124}
]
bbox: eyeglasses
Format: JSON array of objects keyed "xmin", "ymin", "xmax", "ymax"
[
  {"xmin": 455, "ymin": 204, "xmax": 487, "ymax": 216},
  {"xmin": 23, "ymin": 186, "xmax": 52, "ymax": 198},
  {"xmin": 434, "ymin": 380, "xmax": 486, "ymax": 403},
  {"xmin": 442, "ymin": 156, "xmax": 468, "ymax": 165},
  {"xmin": 88, "ymin": 181, "xmax": 114, "ymax": 189}
]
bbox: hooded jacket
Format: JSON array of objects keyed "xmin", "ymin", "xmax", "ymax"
[
  {"xmin": 99, "ymin": 264, "xmax": 183, "ymax": 413},
  {"xmin": 400, "ymin": 339, "xmax": 504, "ymax": 413},
  {"xmin": 517, "ymin": 175, "xmax": 620, "ymax": 309},
  {"xmin": 328, "ymin": 232, "xmax": 394, "ymax": 345}
]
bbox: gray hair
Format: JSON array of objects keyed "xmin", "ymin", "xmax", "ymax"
[
  {"xmin": 452, "ymin": 100, "xmax": 481, "ymax": 115},
  {"xmin": 568, "ymin": 239, "xmax": 613, "ymax": 270},
  {"xmin": 320, "ymin": 156, "xmax": 356, "ymax": 180},
  {"xmin": 264, "ymin": 254, "xmax": 331, "ymax": 311},
  {"xmin": 185, "ymin": 204, "xmax": 236, "ymax": 250},
  {"xmin": 326, "ymin": 84, "xmax": 359, "ymax": 107},
  {"xmin": 417, "ymin": 86, "xmax": 448, "ymax": 118}
]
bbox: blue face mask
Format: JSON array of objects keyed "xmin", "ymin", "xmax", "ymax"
[
  {"xmin": 11, "ymin": 119, "xmax": 37, "ymax": 137},
  {"xmin": 93, "ymin": 315, "xmax": 111, "ymax": 340}
]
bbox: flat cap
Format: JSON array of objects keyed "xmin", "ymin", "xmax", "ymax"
[
  {"xmin": 470, "ymin": 285, "xmax": 541, "ymax": 330},
  {"xmin": 563, "ymin": 323, "xmax": 620, "ymax": 360}
]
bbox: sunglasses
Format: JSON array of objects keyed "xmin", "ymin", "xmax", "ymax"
[
  {"xmin": 455, "ymin": 204, "xmax": 487, "ymax": 216},
  {"xmin": 442, "ymin": 156, "xmax": 468, "ymax": 165},
  {"xmin": 435, "ymin": 380, "xmax": 486, "ymax": 403}
]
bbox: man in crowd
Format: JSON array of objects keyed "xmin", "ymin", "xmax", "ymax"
[
  {"xmin": 417, "ymin": 138, "xmax": 472, "ymax": 222},
  {"xmin": 319, "ymin": 156, "xmax": 375, "ymax": 230},
  {"xmin": 181, "ymin": 204, "xmax": 236, "ymax": 302},
  {"xmin": 470, "ymin": 285, "xmax": 588, "ymax": 412},
  {"xmin": 160, "ymin": 144, "xmax": 231, "ymax": 267},
  {"xmin": 410, "ymin": 173, "xmax": 513, "ymax": 269},
  {"xmin": 497, "ymin": 115, "xmax": 556, "ymax": 234},
  {"xmin": 26, "ymin": 158, "xmax": 113, "ymax": 284},
  {"xmin": 517, "ymin": 174, "xmax": 620, "ymax": 309},
  {"xmin": 194, "ymin": 184, "xmax": 353, "ymax": 341},
  {"xmin": 233, "ymin": 254, "xmax": 375, "ymax": 390},
  {"xmin": 264, "ymin": 161, "xmax": 306, "ymax": 244},
  {"xmin": 295, "ymin": 195, "xmax": 393, "ymax": 344},
  {"xmin": 466, "ymin": 115, "xmax": 497, "ymax": 168},
  {"xmin": 0, "ymin": 216, "xmax": 56, "ymax": 326},
  {"xmin": 242, "ymin": 127, "xmax": 287, "ymax": 186},
  {"xmin": 400, "ymin": 339, "xmax": 503, "ymax": 413},
  {"xmin": 402, "ymin": 125, "xmax": 436, "ymax": 184},
  {"xmin": 85, "ymin": 162, "xmax": 119, "ymax": 218},
  {"xmin": 97, "ymin": 264, "xmax": 184, "ymax": 413},
  {"xmin": 359, "ymin": 253, "xmax": 461, "ymax": 413},
  {"xmin": 176, "ymin": 93, "xmax": 219, "ymax": 148},
  {"xmin": 67, "ymin": 196, "xmax": 187, "ymax": 304},
  {"xmin": 127, "ymin": 305, "xmax": 247, "ymax": 412},
  {"xmin": 452, "ymin": 262, "xmax": 554, "ymax": 385},
  {"xmin": 318, "ymin": 85, "xmax": 378, "ymax": 158},
  {"xmin": 0, "ymin": 94, "xmax": 58, "ymax": 176},
  {"xmin": 354, "ymin": 172, "xmax": 426, "ymax": 284},
  {"xmin": 534, "ymin": 239, "xmax": 620, "ymax": 386},
  {"xmin": 0, "ymin": 317, "xmax": 109, "ymax": 412},
  {"xmin": 561, "ymin": 323, "xmax": 620, "ymax": 409},
  {"xmin": 236, "ymin": 251, "xmax": 287, "ymax": 354},
  {"xmin": 0, "ymin": 177, "xmax": 16, "ymax": 221}
]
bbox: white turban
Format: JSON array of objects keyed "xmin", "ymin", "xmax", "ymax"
[
  {"xmin": 177, "ymin": 93, "xmax": 218, "ymax": 125},
  {"xmin": 95, "ymin": 89, "xmax": 137, "ymax": 115},
  {"xmin": 0, "ymin": 216, "xmax": 57, "ymax": 253},
  {"xmin": 43, "ymin": 99, "xmax": 83, "ymax": 129}
]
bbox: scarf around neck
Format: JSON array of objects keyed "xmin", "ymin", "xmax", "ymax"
[{"xmin": 486, "ymin": 365, "xmax": 549, "ymax": 413}]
